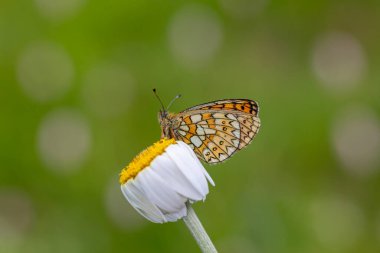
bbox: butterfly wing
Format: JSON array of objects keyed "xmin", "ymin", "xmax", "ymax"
[
  {"xmin": 171, "ymin": 99, "xmax": 260, "ymax": 164},
  {"xmin": 181, "ymin": 99, "xmax": 259, "ymax": 115}
]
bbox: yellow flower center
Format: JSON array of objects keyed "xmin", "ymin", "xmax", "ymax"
[{"xmin": 119, "ymin": 138, "xmax": 176, "ymax": 184}]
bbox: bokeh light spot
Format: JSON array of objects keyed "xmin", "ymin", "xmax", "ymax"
[
  {"xmin": 311, "ymin": 32, "xmax": 367, "ymax": 94},
  {"xmin": 331, "ymin": 106, "xmax": 380, "ymax": 176},
  {"xmin": 82, "ymin": 63, "xmax": 135, "ymax": 118},
  {"xmin": 17, "ymin": 41, "xmax": 74, "ymax": 103},
  {"xmin": 37, "ymin": 108, "xmax": 91, "ymax": 173},
  {"xmin": 168, "ymin": 4, "xmax": 223, "ymax": 69},
  {"xmin": 35, "ymin": 0, "xmax": 86, "ymax": 22},
  {"xmin": 104, "ymin": 177, "xmax": 145, "ymax": 231},
  {"xmin": 0, "ymin": 189, "xmax": 34, "ymax": 247},
  {"xmin": 310, "ymin": 195, "xmax": 364, "ymax": 251}
]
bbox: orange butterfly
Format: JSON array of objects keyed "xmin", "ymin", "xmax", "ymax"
[{"xmin": 154, "ymin": 90, "xmax": 261, "ymax": 164}]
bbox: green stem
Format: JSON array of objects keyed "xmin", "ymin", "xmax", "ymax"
[{"xmin": 182, "ymin": 202, "xmax": 218, "ymax": 253}]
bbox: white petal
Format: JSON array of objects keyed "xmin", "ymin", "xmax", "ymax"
[
  {"xmin": 178, "ymin": 142, "xmax": 209, "ymax": 196},
  {"xmin": 137, "ymin": 168, "xmax": 186, "ymax": 213},
  {"xmin": 181, "ymin": 141, "xmax": 215, "ymax": 187},
  {"xmin": 167, "ymin": 145, "xmax": 207, "ymax": 197},
  {"xmin": 165, "ymin": 142, "xmax": 209, "ymax": 200},
  {"xmin": 126, "ymin": 181, "xmax": 166, "ymax": 222},
  {"xmin": 121, "ymin": 181, "xmax": 166, "ymax": 223},
  {"xmin": 164, "ymin": 206, "xmax": 187, "ymax": 222},
  {"xmin": 150, "ymin": 153, "xmax": 206, "ymax": 200}
]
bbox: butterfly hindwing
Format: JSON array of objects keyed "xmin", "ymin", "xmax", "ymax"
[
  {"xmin": 173, "ymin": 114, "xmax": 239, "ymax": 163},
  {"xmin": 170, "ymin": 99, "xmax": 260, "ymax": 164},
  {"xmin": 236, "ymin": 115, "xmax": 261, "ymax": 149}
]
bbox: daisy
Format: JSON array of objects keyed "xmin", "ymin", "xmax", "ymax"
[{"xmin": 119, "ymin": 138, "xmax": 217, "ymax": 252}]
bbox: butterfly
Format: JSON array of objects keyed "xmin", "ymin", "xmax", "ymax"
[{"xmin": 154, "ymin": 90, "xmax": 261, "ymax": 164}]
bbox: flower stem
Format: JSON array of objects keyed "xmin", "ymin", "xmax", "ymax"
[{"xmin": 183, "ymin": 202, "xmax": 218, "ymax": 253}]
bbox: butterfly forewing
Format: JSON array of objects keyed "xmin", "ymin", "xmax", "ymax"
[
  {"xmin": 170, "ymin": 99, "xmax": 261, "ymax": 164},
  {"xmin": 181, "ymin": 99, "xmax": 259, "ymax": 116}
]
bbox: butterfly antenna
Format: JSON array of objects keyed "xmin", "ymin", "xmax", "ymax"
[
  {"xmin": 153, "ymin": 88, "xmax": 166, "ymax": 112},
  {"xmin": 167, "ymin": 94, "xmax": 182, "ymax": 111}
]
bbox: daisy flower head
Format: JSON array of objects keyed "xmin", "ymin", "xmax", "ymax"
[{"xmin": 119, "ymin": 138, "xmax": 215, "ymax": 223}]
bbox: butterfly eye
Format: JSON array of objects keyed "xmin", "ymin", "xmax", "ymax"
[
  {"xmin": 219, "ymin": 141, "xmax": 224, "ymax": 145},
  {"xmin": 222, "ymin": 121, "xmax": 226, "ymax": 124},
  {"xmin": 206, "ymin": 152, "xmax": 210, "ymax": 156},
  {"xmin": 223, "ymin": 127, "xmax": 227, "ymax": 131},
  {"xmin": 212, "ymin": 147, "xmax": 217, "ymax": 151}
]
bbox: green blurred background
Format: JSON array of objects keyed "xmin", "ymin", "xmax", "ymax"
[{"xmin": 1, "ymin": 0, "xmax": 380, "ymax": 252}]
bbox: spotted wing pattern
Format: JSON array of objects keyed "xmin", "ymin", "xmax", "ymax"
[{"xmin": 171, "ymin": 99, "xmax": 260, "ymax": 164}]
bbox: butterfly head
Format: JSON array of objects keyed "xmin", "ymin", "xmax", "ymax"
[
  {"xmin": 153, "ymin": 89, "xmax": 181, "ymax": 138},
  {"xmin": 158, "ymin": 110, "xmax": 172, "ymax": 138}
]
